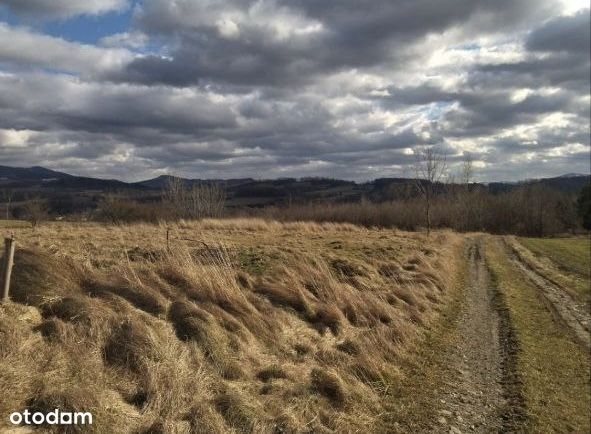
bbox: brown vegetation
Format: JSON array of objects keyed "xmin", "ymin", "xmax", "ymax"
[
  {"xmin": 254, "ymin": 183, "xmax": 581, "ymax": 236},
  {"xmin": 0, "ymin": 219, "xmax": 461, "ymax": 432}
]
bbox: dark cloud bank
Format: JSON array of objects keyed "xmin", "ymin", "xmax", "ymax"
[{"xmin": 0, "ymin": 0, "xmax": 589, "ymax": 181}]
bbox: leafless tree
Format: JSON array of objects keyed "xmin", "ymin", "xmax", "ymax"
[
  {"xmin": 187, "ymin": 183, "xmax": 226, "ymax": 219},
  {"xmin": 455, "ymin": 153, "xmax": 476, "ymax": 230},
  {"xmin": 163, "ymin": 176, "xmax": 225, "ymax": 219},
  {"xmin": 2, "ymin": 189, "xmax": 12, "ymax": 220},
  {"xmin": 23, "ymin": 197, "xmax": 48, "ymax": 228},
  {"xmin": 163, "ymin": 176, "xmax": 187, "ymax": 219},
  {"xmin": 461, "ymin": 154, "xmax": 474, "ymax": 184},
  {"xmin": 413, "ymin": 146, "xmax": 447, "ymax": 235}
]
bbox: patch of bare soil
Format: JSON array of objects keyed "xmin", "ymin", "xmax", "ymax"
[
  {"xmin": 432, "ymin": 238, "xmax": 525, "ymax": 434},
  {"xmin": 506, "ymin": 238, "xmax": 591, "ymax": 351}
]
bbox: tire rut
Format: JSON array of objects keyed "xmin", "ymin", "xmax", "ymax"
[
  {"xmin": 431, "ymin": 238, "xmax": 526, "ymax": 433},
  {"xmin": 504, "ymin": 238, "xmax": 591, "ymax": 351}
]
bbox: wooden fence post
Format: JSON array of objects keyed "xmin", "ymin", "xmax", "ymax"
[{"xmin": 2, "ymin": 236, "xmax": 16, "ymax": 303}]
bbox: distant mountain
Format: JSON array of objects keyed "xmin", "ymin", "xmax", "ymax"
[
  {"xmin": 537, "ymin": 174, "xmax": 591, "ymax": 192},
  {"xmin": 557, "ymin": 173, "xmax": 587, "ymax": 178},
  {"xmin": 0, "ymin": 165, "xmax": 140, "ymax": 191},
  {"xmin": 132, "ymin": 175, "xmax": 177, "ymax": 189},
  {"xmin": 0, "ymin": 165, "xmax": 69, "ymax": 181},
  {"xmin": 0, "ymin": 165, "xmax": 589, "ymax": 209},
  {"xmin": 488, "ymin": 174, "xmax": 590, "ymax": 194}
]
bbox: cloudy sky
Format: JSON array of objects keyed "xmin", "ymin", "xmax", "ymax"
[{"xmin": 0, "ymin": 0, "xmax": 589, "ymax": 182}]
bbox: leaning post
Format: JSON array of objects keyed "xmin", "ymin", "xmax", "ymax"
[{"xmin": 2, "ymin": 236, "xmax": 16, "ymax": 303}]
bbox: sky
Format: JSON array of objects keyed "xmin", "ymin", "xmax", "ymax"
[{"xmin": 0, "ymin": 0, "xmax": 589, "ymax": 182}]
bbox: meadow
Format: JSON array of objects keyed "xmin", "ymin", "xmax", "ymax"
[
  {"xmin": 0, "ymin": 219, "xmax": 588, "ymax": 433},
  {"xmin": 0, "ymin": 219, "xmax": 461, "ymax": 433}
]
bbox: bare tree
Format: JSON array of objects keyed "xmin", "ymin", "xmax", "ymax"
[
  {"xmin": 23, "ymin": 197, "xmax": 48, "ymax": 228},
  {"xmin": 413, "ymin": 146, "xmax": 447, "ymax": 235},
  {"xmin": 461, "ymin": 153, "xmax": 474, "ymax": 185},
  {"xmin": 455, "ymin": 153, "xmax": 475, "ymax": 231},
  {"xmin": 163, "ymin": 176, "xmax": 187, "ymax": 219},
  {"xmin": 2, "ymin": 189, "xmax": 12, "ymax": 220},
  {"xmin": 163, "ymin": 176, "xmax": 225, "ymax": 219},
  {"xmin": 187, "ymin": 183, "xmax": 226, "ymax": 219}
]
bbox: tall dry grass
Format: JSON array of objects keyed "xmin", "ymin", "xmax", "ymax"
[{"xmin": 0, "ymin": 220, "xmax": 460, "ymax": 433}]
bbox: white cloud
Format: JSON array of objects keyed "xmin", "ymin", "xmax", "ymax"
[
  {"xmin": 100, "ymin": 32, "xmax": 149, "ymax": 50},
  {"xmin": 0, "ymin": 128, "xmax": 34, "ymax": 147},
  {"xmin": 0, "ymin": 23, "xmax": 134, "ymax": 75}
]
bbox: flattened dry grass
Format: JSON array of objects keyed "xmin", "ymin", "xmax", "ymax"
[{"xmin": 0, "ymin": 219, "xmax": 460, "ymax": 432}]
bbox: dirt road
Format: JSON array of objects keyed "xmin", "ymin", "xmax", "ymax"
[{"xmin": 431, "ymin": 238, "xmax": 525, "ymax": 433}]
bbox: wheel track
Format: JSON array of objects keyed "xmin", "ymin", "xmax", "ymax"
[
  {"xmin": 504, "ymin": 238, "xmax": 591, "ymax": 351},
  {"xmin": 431, "ymin": 237, "xmax": 526, "ymax": 433}
]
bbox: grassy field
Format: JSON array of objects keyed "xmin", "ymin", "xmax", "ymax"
[
  {"xmin": 2, "ymin": 220, "xmax": 588, "ymax": 432},
  {"xmin": 0, "ymin": 219, "xmax": 461, "ymax": 433},
  {"xmin": 0, "ymin": 219, "xmax": 29, "ymax": 229},
  {"xmin": 486, "ymin": 238, "xmax": 591, "ymax": 433},
  {"xmin": 518, "ymin": 236, "xmax": 590, "ymax": 300},
  {"xmin": 519, "ymin": 237, "xmax": 590, "ymax": 278}
]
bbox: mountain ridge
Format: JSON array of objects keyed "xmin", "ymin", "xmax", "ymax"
[
  {"xmin": 0, "ymin": 165, "xmax": 589, "ymax": 209},
  {"xmin": 1, "ymin": 164, "xmax": 589, "ymax": 189}
]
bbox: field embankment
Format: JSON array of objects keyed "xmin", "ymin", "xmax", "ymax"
[{"xmin": 0, "ymin": 219, "xmax": 462, "ymax": 433}]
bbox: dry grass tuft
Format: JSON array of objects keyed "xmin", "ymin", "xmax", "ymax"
[
  {"xmin": 308, "ymin": 303, "xmax": 343, "ymax": 335},
  {"xmin": 167, "ymin": 300, "xmax": 211, "ymax": 342},
  {"xmin": 213, "ymin": 390, "xmax": 263, "ymax": 431},
  {"xmin": 257, "ymin": 364, "xmax": 288, "ymax": 382},
  {"xmin": 310, "ymin": 368, "xmax": 347, "ymax": 405},
  {"xmin": 254, "ymin": 283, "xmax": 311, "ymax": 314},
  {"xmin": 103, "ymin": 317, "xmax": 160, "ymax": 373},
  {"xmin": 336, "ymin": 338, "xmax": 361, "ymax": 355},
  {"xmin": 27, "ymin": 389, "xmax": 99, "ymax": 433},
  {"xmin": 34, "ymin": 317, "xmax": 70, "ymax": 343},
  {"xmin": 41, "ymin": 296, "xmax": 92, "ymax": 326},
  {"xmin": 0, "ymin": 220, "xmax": 461, "ymax": 433}
]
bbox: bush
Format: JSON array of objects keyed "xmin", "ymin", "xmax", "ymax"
[{"xmin": 97, "ymin": 194, "xmax": 171, "ymax": 223}]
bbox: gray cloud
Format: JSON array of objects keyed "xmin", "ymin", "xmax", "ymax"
[
  {"xmin": 0, "ymin": 0, "xmax": 128, "ymax": 19},
  {"xmin": 526, "ymin": 10, "xmax": 590, "ymax": 53},
  {"xmin": 114, "ymin": 0, "xmax": 558, "ymax": 87},
  {"xmin": 0, "ymin": 1, "xmax": 589, "ymax": 182}
]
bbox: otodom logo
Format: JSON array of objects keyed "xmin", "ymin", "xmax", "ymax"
[{"xmin": 9, "ymin": 409, "xmax": 93, "ymax": 426}]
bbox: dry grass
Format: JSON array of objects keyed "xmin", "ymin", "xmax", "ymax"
[{"xmin": 0, "ymin": 219, "xmax": 461, "ymax": 432}]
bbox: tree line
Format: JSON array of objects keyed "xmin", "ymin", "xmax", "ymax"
[{"xmin": 1, "ymin": 155, "xmax": 590, "ymax": 236}]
